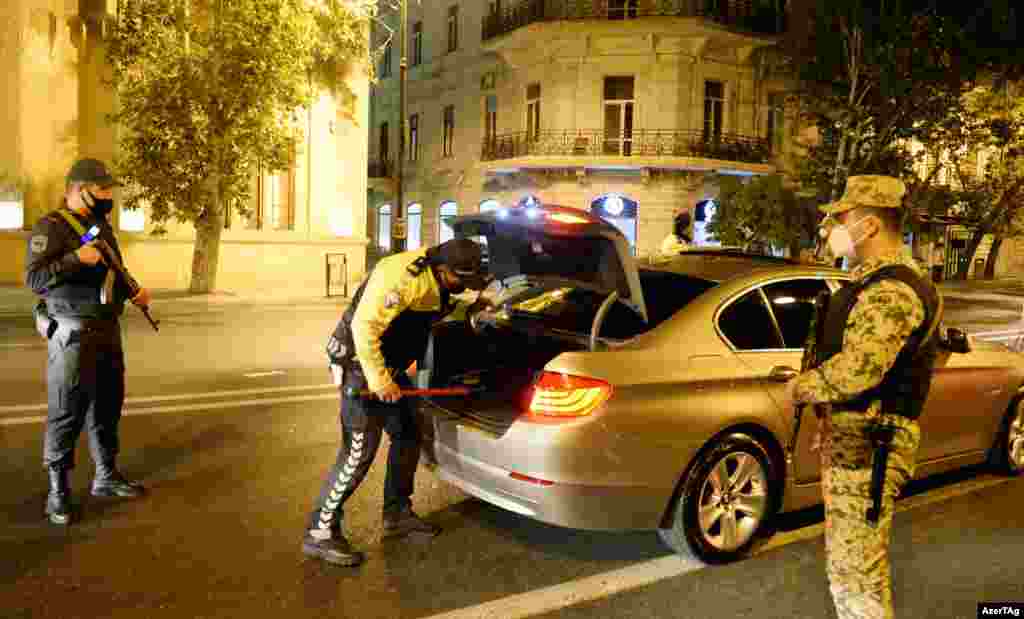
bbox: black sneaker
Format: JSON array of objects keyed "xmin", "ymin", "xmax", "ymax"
[
  {"xmin": 91, "ymin": 471, "xmax": 145, "ymax": 498},
  {"xmin": 302, "ymin": 533, "xmax": 365, "ymax": 567},
  {"xmin": 382, "ymin": 508, "xmax": 441, "ymax": 539}
]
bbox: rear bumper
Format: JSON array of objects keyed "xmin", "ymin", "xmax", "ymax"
[{"xmin": 432, "ymin": 437, "xmax": 670, "ymax": 532}]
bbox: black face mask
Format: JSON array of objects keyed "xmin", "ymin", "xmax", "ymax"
[
  {"xmin": 82, "ymin": 190, "xmax": 114, "ymax": 217},
  {"xmin": 448, "ymin": 280, "xmax": 467, "ymax": 295}
]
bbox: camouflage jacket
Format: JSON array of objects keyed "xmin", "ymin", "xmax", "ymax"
[{"xmin": 790, "ymin": 250, "xmax": 926, "ymax": 416}]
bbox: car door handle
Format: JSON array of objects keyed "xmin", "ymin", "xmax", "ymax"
[{"xmin": 769, "ymin": 366, "xmax": 799, "ymax": 382}]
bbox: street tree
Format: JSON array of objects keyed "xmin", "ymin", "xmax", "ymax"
[
  {"xmin": 785, "ymin": 0, "xmax": 980, "ymax": 203},
  {"xmin": 107, "ymin": 0, "xmax": 374, "ymax": 293},
  {"xmin": 706, "ymin": 175, "xmax": 818, "ymax": 258},
  {"xmin": 932, "ymin": 84, "xmax": 1024, "ymax": 279}
]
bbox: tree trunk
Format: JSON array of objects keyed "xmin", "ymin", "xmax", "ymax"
[
  {"xmin": 955, "ymin": 229, "xmax": 987, "ymax": 281},
  {"xmin": 984, "ymin": 236, "xmax": 1003, "ymax": 279},
  {"xmin": 189, "ymin": 178, "xmax": 224, "ymax": 293},
  {"xmin": 788, "ymin": 240, "xmax": 802, "ymax": 261}
]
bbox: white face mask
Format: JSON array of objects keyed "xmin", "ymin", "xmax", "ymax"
[{"xmin": 827, "ymin": 216, "xmax": 871, "ymax": 259}]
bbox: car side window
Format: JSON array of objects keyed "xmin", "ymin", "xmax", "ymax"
[
  {"xmin": 761, "ymin": 279, "xmax": 830, "ymax": 349},
  {"xmin": 718, "ymin": 290, "xmax": 784, "ymax": 350}
]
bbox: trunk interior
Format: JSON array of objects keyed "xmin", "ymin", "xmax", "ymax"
[{"xmin": 419, "ymin": 320, "xmax": 586, "ymax": 435}]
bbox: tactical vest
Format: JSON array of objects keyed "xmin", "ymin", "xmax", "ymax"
[
  {"xmin": 45, "ymin": 209, "xmax": 123, "ymax": 319},
  {"xmin": 331, "ymin": 257, "xmax": 452, "ymax": 374},
  {"xmin": 815, "ymin": 265, "xmax": 942, "ymax": 420}
]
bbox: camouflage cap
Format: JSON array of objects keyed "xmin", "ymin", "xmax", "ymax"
[{"xmin": 819, "ymin": 175, "xmax": 906, "ymax": 215}]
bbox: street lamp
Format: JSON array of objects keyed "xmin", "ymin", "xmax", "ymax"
[{"xmin": 391, "ymin": 0, "xmax": 410, "ymax": 254}]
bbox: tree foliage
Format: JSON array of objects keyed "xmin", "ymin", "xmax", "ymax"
[
  {"xmin": 783, "ymin": 0, "xmax": 1020, "ymax": 196},
  {"xmin": 926, "ymin": 84, "xmax": 1024, "ymax": 278},
  {"xmin": 776, "ymin": 0, "xmax": 1022, "ymax": 276},
  {"xmin": 107, "ymin": 0, "xmax": 374, "ymax": 292},
  {"xmin": 786, "ymin": 1, "xmax": 981, "ymax": 200},
  {"xmin": 707, "ymin": 175, "xmax": 818, "ymax": 256}
]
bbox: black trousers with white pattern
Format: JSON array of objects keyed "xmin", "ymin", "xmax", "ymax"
[{"xmin": 307, "ymin": 370, "xmax": 420, "ymax": 535}]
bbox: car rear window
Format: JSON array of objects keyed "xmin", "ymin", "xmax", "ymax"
[{"xmin": 509, "ymin": 270, "xmax": 716, "ymax": 340}]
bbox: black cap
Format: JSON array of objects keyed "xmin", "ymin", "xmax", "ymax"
[
  {"xmin": 66, "ymin": 158, "xmax": 121, "ymax": 188},
  {"xmin": 436, "ymin": 238, "xmax": 483, "ymax": 275},
  {"xmin": 434, "ymin": 239, "xmax": 488, "ymax": 289}
]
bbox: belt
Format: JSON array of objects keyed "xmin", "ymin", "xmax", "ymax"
[{"xmin": 51, "ymin": 316, "xmax": 119, "ymax": 333}]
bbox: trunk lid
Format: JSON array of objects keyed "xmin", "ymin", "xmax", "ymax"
[{"xmin": 452, "ymin": 204, "xmax": 648, "ymax": 322}]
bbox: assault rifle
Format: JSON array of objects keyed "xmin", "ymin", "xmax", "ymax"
[
  {"xmin": 785, "ymin": 289, "xmax": 830, "ymax": 463},
  {"xmin": 82, "ymin": 225, "xmax": 160, "ymax": 332}
]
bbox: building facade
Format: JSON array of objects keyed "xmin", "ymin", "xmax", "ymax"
[
  {"xmin": 367, "ymin": 0, "xmax": 793, "ymax": 260},
  {"xmin": 0, "ymin": 0, "xmax": 370, "ymax": 295}
]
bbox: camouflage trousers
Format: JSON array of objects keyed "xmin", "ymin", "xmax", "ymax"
[{"xmin": 820, "ymin": 410, "xmax": 921, "ymax": 619}]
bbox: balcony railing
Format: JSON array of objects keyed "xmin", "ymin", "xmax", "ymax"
[
  {"xmin": 368, "ymin": 159, "xmax": 393, "ymax": 179},
  {"xmin": 482, "ymin": 0, "xmax": 786, "ymax": 41},
  {"xmin": 481, "ymin": 129, "xmax": 772, "ymax": 164}
]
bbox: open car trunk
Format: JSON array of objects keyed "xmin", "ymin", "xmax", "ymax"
[
  {"xmin": 418, "ymin": 318, "xmax": 588, "ymax": 435},
  {"xmin": 418, "ymin": 269, "xmax": 717, "ymax": 436},
  {"xmin": 416, "ymin": 205, "xmax": 714, "ymax": 435}
]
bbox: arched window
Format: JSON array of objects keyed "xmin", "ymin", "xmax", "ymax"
[
  {"xmin": 406, "ymin": 203, "xmax": 423, "ymax": 250},
  {"xmin": 377, "ymin": 204, "xmax": 392, "ymax": 252},
  {"xmin": 479, "ymin": 199, "xmax": 501, "ymax": 213},
  {"xmin": 438, "ymin": 201, "xmax": 458, "ymax": 243},
  {"xmin": 590, "ymin": 194, "xmax": 638, "ymax": 253}
]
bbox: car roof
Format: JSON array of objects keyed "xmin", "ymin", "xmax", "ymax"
[{"xmin": 639, "ymin": 250, "xmax": 842, "ymax": 283}]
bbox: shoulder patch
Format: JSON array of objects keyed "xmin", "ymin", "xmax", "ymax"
[
  {"xmin": 30, "ymin": 235, "xmax": 48, "ymax": 253},
  {"xmin": 384, "ymin": 291, "xmax": 401, "ymax": 309}
]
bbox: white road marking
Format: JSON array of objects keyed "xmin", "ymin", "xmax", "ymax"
[
  {"xmin": 971, "ymin": 328, "xmax": 1024, "ymax": 337},
  {"xmin": 424, "ymin": 475, "xmax": 1017, "ymax": 619},
  {"xmin": 979, "ymin": 335, "xmax": 1024, "ymax": 343},
  {"xmin": 0, "ymin": 383, "xmax": 334, "ymax": 415},
  {"xmin": 425, "ymin": 555, "xmax": 706, "ymax": 619},
  {"xmin": 0, "ymin": 392, "xmax": 338, "ymax": 426},
  {"xmin": 244, "ymin": 370, "xmax": 287, "ymax": 378}
]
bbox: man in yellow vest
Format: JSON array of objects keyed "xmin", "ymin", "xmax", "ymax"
[
  {"xmin": 25, "ymin": 158, "xmax": 151, "ymax": 525},
  {"xmin": 303, "ymin": 238, "xmax": 488, "ymax": 567}
]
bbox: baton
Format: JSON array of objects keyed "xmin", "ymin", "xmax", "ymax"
[{"xmin": 343, "ymin": 386, "xmax": 482, "ymax": 399}]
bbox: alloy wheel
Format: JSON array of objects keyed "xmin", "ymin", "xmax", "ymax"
[
  {"xmin": 1009, "ymin": 404, "xmax": 1024, "ymax": 472},
  {"xmin": 696, "ymin": 452, "xmax": 768, "ymax": 552}
]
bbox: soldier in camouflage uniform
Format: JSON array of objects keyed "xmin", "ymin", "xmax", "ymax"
[{"xmin": 787, "ymin": 176, "xmax": 942, "ymax": 619}]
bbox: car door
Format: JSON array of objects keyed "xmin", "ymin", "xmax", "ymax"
[
  {"xmin": 760, "ymin": 278, "xmax": 832, "ymax": 484},
  {"xmin": 717, "ymin": 277, "xmax": 831, "ymax": 485}
]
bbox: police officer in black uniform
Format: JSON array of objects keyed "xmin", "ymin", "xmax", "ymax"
[
  {"xmin": 303, "ymin": 238, "xmax": 488, "ymax": 567},
  {"xmin": 25, "ymin": 158, "xmax": 150, "ymax": 525}
]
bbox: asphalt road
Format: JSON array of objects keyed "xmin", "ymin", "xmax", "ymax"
[{"xmin": 1, "ymin": 300, "xmax": 1022, "ymax": 619}]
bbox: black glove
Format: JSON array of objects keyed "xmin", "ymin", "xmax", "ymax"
[
  {"xmin": 33, "ymin": 300, "xmax": 57, "ymax": 340},
  {"xmin": 326, "ymin": 334, "xmax": 346, "ymax": 365},
  {"xmin": 467, "ymin": 295, "xmax": 495, "ymax": 318}
]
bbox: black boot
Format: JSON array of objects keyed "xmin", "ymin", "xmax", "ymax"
[
  {"xmin": 302, "ymin": 529, "xmax": 365, "ymax": 567},
  {"xmin": 91, "ymin": 461, "xmax": 144, "ymax": 498},
  {"xmin": 382, "ymin": 506, "xmax": 441, "ymax": 539},
  {"xmin": 45, "ymin": 467, "xmax": 72, "ymax": 525}
]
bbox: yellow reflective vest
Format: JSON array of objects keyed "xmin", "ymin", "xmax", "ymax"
[{"xmin": 351, "ymin": 248, "xmax": 453, "ymax": 392}]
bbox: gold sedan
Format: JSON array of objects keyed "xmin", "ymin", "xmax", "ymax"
[{"xmin": 416, "ymin": 205, "xmax": 1024, "ymax": 563}]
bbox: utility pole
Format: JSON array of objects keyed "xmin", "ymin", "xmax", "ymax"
[{"xmin": 392, "ymin": 0, "xmax": 408, "ymax": 254}]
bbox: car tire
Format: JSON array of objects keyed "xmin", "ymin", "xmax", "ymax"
[
  {"xmin": 658, "ymin": 433, "xmax": 779, "ymax": 564},
  {"xmin": 988, "ymin": 394, "xmax": 1024, "ymax": 476}
]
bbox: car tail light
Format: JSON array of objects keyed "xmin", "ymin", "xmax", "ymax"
[{"xmin": 525, "ymin": 371, "xmax": 612, "ymax": 422}]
